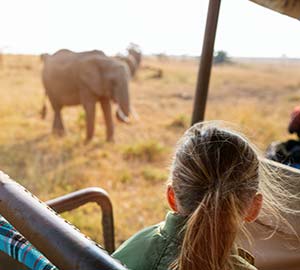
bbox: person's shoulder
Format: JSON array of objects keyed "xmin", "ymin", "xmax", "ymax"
[
  {"xmin": 116, "ymin": 222, "xmax": 163, "ymax": 251},
  {"xmin": 112, "ymin": 222, "xmax": 163, "ymax": 268},
  {"xmin": 112, "ymin": 222, "xmax": 165, "ymax": 269}
]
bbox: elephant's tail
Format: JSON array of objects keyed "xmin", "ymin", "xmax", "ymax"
[{"xmin": 40, "ymin": 93, "xmax": 47, "ymax": 119}]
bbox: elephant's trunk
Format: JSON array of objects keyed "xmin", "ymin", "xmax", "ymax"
[
  {"xmin": 118, "ymin": 93, "xmax": 130, "ymax": 117},
  {"xmin": 116, "ymin": 90, "xmax": 130, "ymax": 123},
  {"xmin": 115, "ymin": 70, "xmax": 130, "ymax": 123}
]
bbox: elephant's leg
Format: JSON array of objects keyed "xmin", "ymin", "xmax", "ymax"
[
  {"xmin": 80, "ymin": 89, "xmax": 97, "ymax": 142},
  {"xmin": 53, "ymin": 108, "xmax": 65, "ymax": 136},
  {"xmin": 100, "ymin": 98, "xmax": 114, "ymax": 142},
  {"xmin": 82, "ymin": 100, "xmax": 96, "ymax": 142}
]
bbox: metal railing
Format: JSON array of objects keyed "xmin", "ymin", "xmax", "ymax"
[
  {"xmin": 0, "ymin": 172, "xmax": 127, "ymax": 270},
  {"xmin": 47, "ymin": 187, "xmax": 115, "ymax": 253}
]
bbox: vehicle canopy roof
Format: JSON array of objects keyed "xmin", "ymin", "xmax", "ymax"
[{"xmin": 250, "ymin": 0, "xmax": 300, "ymax": 19}]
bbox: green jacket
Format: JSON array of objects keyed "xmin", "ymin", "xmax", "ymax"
[{"xmin": 112, "ymin": 212, "xmax": 257, "ymax": 270}]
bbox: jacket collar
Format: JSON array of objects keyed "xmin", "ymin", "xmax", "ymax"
[{"xmin": 160, "ymin": 211, "xmax": 186, "ymax": 243}]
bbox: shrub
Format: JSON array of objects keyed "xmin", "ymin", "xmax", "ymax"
[
  {"xmin": 142, "ymin": 167, "xmax": 167, "ymax": 182},
  {"xmin": 213, "ymin": 50, "xmax": 230, "ymax": 65},
  {"xmin": 168, "ymin": 114, "xmax": 189, "ymax": 129},
  {"xmin": 119, "ymin": 170, "xmax": 133, "ymax": 184},
  {"xmin": 123, "ymin": 140, "xmax": 165, "ymax": 162}
]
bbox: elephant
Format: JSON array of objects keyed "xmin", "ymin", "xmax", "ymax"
[
  {"xmin": 113, "ymin": 44, "xmax": 142, "ymax": 79},
  {"xmin": 115, "ymin": 54, "xmax": 138, "ymax": 78},
  {"xmin": 41, "ymin": 49, "xmax": 131, "ymax": 142},
  {"xmin": 127, "ymin": 44, "xmax": 142, "ymax": 68}
]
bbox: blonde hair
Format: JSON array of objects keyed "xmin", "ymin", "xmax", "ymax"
[{"xmin": 168, "ymin": 121, "xmax": 298, "ymax": 270}]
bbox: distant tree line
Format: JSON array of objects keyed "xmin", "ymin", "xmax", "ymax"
[{"xmin": 213, "ymin": 50, "xmax": 230, "ymax": 65}]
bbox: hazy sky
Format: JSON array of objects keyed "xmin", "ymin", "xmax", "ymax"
[{"xmin": 1, "ymin": 0, "xmax": 300, "ymax": 57}]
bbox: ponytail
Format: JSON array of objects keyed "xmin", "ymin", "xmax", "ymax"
[{"xmin": 172, "ymin": 192, "xmax": 242, "ymax": 270}]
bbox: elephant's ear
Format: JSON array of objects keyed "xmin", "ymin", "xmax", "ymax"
[
  {"xmin": 40, "ymin": 53, "xmax": 49, "ymax": 62},
  {"xmin": 77, "ymin": 58, "xmax": 112, "ymax": 98}
]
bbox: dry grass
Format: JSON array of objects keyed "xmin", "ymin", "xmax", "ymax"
[
  {"xmin": 122, "ymin": 140, "xmax": 166, "ymax": 162},
  {"xmin": 0, "ymin": 54, "xmax": 299, "ymax": 247},
  {"xmin": 142, "ymin": 166, "xmax": 168, "ymax": 183},
  {"xmin": 168, "ymin": 114, "xmax": 189, "ymax": 129}
]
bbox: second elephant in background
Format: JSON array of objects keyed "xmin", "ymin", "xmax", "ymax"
[{"xmin": 42, "ymin": 49, "xmax": 131, "ymax": 142}]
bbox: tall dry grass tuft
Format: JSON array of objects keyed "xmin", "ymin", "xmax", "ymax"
[
  {"xmin": 168, "ymin": 114, "xmax": 189, "ymax": 129},
  {"xmin": 122, "ymin": 140, "xmax": 166, "ymax": 162}
]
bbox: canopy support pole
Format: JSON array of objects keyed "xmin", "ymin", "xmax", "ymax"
[{"xmin": 191, "ymin": 0, "xmax": 221, "ymax": 125}]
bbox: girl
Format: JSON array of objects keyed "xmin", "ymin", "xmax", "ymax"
[{"xmin": 112, "ymin": 122, "xmax": 295, "ymax": 270}]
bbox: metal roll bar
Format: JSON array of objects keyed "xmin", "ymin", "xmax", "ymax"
[
  {"xmin": 191, "ymin": 0, "xmax": 221, "ymax": 124},
  {"xmin": 47, "ymin": 187, "xmax": 115, "ymax": 254},
  {"xmin": 0, "ymin": 172, "xmax": 127, "ymax": 270}
]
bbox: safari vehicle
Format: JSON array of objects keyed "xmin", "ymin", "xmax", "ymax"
[{"xmin": 1, "ymin": 1, "xmax": 300, "ymax": 269}]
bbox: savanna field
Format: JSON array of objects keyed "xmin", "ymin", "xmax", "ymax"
[{"xmin": 0, "ymin": 54, "xmax": 300, "ymax": 248}]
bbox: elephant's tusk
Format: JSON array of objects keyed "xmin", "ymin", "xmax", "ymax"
[{"xmin": 116, "ymin": 108, "xmax": 130, "ymax": 124}]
